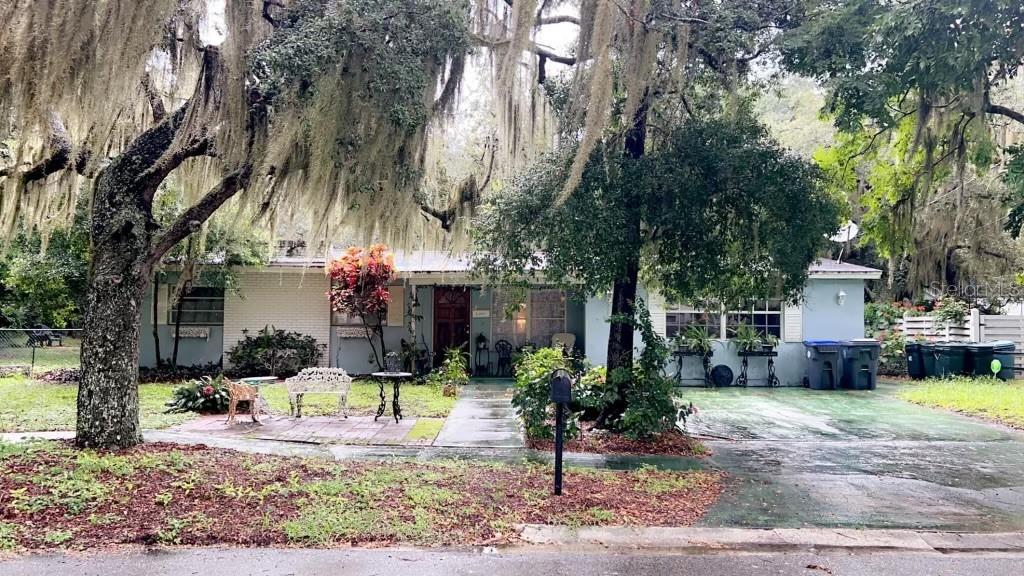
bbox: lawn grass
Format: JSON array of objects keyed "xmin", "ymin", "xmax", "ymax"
[
  {"xmin": 260, "ymin": 381, "xmax": 456, "ymax": 418},
  {"xmin": 0, "ymin": 337, "xmax": 82, "ymax": 373},
  {"xmin": 0, "ymin": 441, "xmax": 724, "ymax": 549},
  {"xmin": 898, "ymin": 376, "xmax": 1024, "ymax": 429},
  {"xmin": 406, "ymin": 418, "xmax": 445, "ymax": 441},
  {"xmin": 0, "ymin": 375, "xmax": 194, "ymax": 432},
  {"xmin": 0, "ymin": 376, "xmax": 455, "ymax": 433}
]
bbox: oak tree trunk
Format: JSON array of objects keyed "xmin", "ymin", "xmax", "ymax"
[
  {"xmin": 75, "ymin": 107, "xmax": 189, "ymax": 449},
  {"xmin": 76, "ymin": 169, "xmax": 154, "ymax": 449},
  {"xmin": 595, "ymin": 95, "xmax": 648, "ymax": 428}
]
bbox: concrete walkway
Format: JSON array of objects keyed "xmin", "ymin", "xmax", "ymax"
[
  {"xmin": 434, "ymin": 380, "xmax": 524, "ymax": 448},
  {"xmin": 682, "ymin": 383, "xmax": 1024, "ymax": 532}
]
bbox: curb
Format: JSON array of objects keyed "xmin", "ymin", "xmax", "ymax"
[{"xmin": 518, "ymin": 525, "xmax": 1024, "ymax": 554}]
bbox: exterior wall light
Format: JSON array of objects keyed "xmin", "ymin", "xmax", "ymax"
[{"xmin": 837, "ymin": 290, "xmax": 847, "ymax": 306}]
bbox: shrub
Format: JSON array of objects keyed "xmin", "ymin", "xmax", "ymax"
[
  {"xmin": 618, "ymin": 300, "xmax": 680, "ymax": 440},
  {"xmin": 424, "ymin": 347, "xmax": 469, "ymax": 397},
  {"xmin": 511, "ymin": 347, "xmax": 571, "ymax": 439},
  {"xmin": 227, "ymin": 326, "xmax": 322, "ymax": 378},
  {"xmin": 139, "ymin": 362, "xmax": 222, "ymax": 383},
  {"xmin": 572, "ymin": 365, "xmax": 616, "ymax": 420},
  {"xmin": 933, "ymin": 298, "xmax": 969, "ymax": 328},
  {"xmin": 165, "ymin": 375, "xmax": 230, "ymax": 414}
]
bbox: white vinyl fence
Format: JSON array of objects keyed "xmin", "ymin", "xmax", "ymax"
[{"xmin": 898, "ymin": 311, "xmax": 1024, "ymax": 365}]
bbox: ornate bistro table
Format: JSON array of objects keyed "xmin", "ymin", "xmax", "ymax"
[
  {"xmin": 370, "ymin": 371, "xmax": 413, "ymax": 423},
  {"xmin": 736, "ymin": 349, "xmax": 781, "ymax": 387}
]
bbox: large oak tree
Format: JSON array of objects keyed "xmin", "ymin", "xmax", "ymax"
[{"xmin": 0, "ymin": 0, "xmax": 472, "ymax": 448}]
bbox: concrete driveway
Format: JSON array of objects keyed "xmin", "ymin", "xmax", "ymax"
[{"xmin": 682, "ymin": 383, "xmax": 1024, "ymax": 532}]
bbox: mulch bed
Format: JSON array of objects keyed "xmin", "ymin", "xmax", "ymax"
[
  {"xmin": 0, "ymin": 441, "xmax": 723, "ymax": 550},
  {"xmin": 527, "ymin": 425, "xmax": 710, "ymax": 457}
]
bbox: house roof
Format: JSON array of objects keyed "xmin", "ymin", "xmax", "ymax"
[
  {"xmin": 808, "ymin": 259, "xmax": 882, "ymax": 279},
  {"xmin": 265, "ymin": 252, "xmax": 881, "ymax": 280}
]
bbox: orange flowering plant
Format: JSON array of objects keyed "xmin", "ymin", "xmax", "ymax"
[{"xmin": 327, "ymin": 244, "xmax": 396, "ymax": 370}]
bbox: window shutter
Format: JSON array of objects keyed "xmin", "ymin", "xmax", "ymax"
[
  {"xmin": 783, "ymin": 302, "xmax": 803, "ymax": 342},
  {"xmin": 387, "ymin": 286, "xmax": 405, "ymax": 327},
  {"xmin": 648, "ymin": 291, "xmax": 667, "ymax": 338},
  {"xmin": 156, "ymin": 284, "xmax": 169, "ymax": 326}
]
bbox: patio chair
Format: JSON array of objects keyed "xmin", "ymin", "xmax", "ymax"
[
  {"xmin": 225, "ymin": 379, "xmax": 261, "ymax": 424},
  {"xmin": 495, "ymin": 339, "xmax": 513, "ymax": 377}
]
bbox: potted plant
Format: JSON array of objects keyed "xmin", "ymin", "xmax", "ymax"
[
  {"xmin": 731, "ymin": 323, "xmax": 764, "ymax": 354},
  {"xmin": 762, "ymin": 333, "xmax": 779, "ymax": 352},
  {"xmin": 681, "ymin": 325, "xmax": 714, "ymax": 357}
]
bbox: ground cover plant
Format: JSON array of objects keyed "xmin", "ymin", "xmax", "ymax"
[
  {"xmin": 0, "ymin": 441, "xmax": 723, "ymax": 549},
  {"xmin": 899, "ymin": 377, "xmax": 1024, "ymax": 429}
]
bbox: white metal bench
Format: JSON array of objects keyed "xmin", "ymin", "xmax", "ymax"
[{"xmin": 284, "ymin": 367, "xmax": 352, "ymax": 418}]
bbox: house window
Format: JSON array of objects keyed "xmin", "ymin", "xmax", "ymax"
[
  {"xmin": 331, "ymin": 310, "xmax": 363, "ymax": 326},
  {"xmin": 530, "ymin": 289, "xmax": 566, "ymax": 347},
  {"xmin": 168, "ymin": 286, "xmax": 224, "ymax": 326},
  {"xmin": 666, "ymin": 308, "xmax": 722, "ymax": 339},
  {"xmin": 725, "ymin": 299, "xmax": 782, "ymax": 338},
  {"xmin": 491, "ymin": 289, "xmax": 529, "ymax": 346}
]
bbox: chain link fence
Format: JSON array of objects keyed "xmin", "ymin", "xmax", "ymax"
[{"xmin": 0, "ymin": 328, "xmax": 82, "ymax": 377}]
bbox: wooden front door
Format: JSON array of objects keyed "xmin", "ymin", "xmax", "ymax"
[{"xmin": 433, "ymin": 287, "xmax": 471, "ymax": 366}]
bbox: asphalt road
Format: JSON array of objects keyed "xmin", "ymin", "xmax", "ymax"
[{"xmin": 3, "ymin": 548, "xmax": 1024, "ymax": 576}]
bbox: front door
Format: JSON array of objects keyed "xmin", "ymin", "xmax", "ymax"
[{"xmin": 433, "ymin": 287, "xmax": 471, "ymax": 366}]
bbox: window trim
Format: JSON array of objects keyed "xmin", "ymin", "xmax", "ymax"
[
  {"xmin": 167, "ymin": 285, "xmax": 225, "ymax": 326},
  {"xmin": 666, "ymin": 299, "xmax": 783, "ymax": 341}
]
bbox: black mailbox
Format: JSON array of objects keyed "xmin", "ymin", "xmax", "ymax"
[{"xmin": 550, "ymin": 369, "xmax": 573, "ymax": 404}]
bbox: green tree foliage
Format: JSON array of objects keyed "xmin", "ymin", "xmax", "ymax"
[
  {"xmin": 474, "ymin": 113, "xmax": 841, "ymax": 306},
  {"xmin": 474, "ymin": 113, "xmax": 841, "ymax": 428},
  {"xmin": 780, "ymin": 0, "xmax": 1024, "ymax": 292},
  {"xmin": 0, "ymin": 215, "xmax": 89, "ymax": 328}
]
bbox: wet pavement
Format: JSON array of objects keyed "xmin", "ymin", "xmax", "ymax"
[
  {"xmin": 682, "ymin": 383, "xmax": 1024, "ymax": 531},
  {"xmin": 434, "ymin": 380, "xmax": 524, "ymax": 448}
]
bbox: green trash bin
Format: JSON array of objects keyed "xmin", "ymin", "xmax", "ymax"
[
  {"xmin": 934, "ymin": 342, "xmax": 969, "ymax": 377},
  {"xmin": 966, "ymin": 341, "xmax": 1015, "ymax": 380},
  {"xmin": 841, "ymin": 339, "xmax": 881, "ymax": 390},
  {"xmin": 905, "ymin": 342, "xmax": 926, "ymax": 379},
  {"xmin": 803, "ymin": 340, "xmax": 843, "ymax": 390},
  {"xmin": 920, "ymin": 342, "xmax": 936, "ymax": 377}
]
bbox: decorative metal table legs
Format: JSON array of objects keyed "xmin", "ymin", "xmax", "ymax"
[
  {"xmin": 375, "ymin": 380, "xmax": 387, "ymax": 421},
  {"xmin": 374, "ymin": 378, "xmax": 403, "ymax": 423}
]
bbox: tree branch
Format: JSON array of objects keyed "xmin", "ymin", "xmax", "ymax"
[
  {"xmin": 14, "ymin": 113, "xmax": 74, "ymax": 187},
  {"xmin": 141, "ymin": 73, "xmax": 167, "ymax": 123},
  {"xmin": 534, "ymin": 45, "xmax": 575, "ymax": 66},
  {"xmin": 262, "ymin": 0, "xmax": 287, "ymax": 26},
  {"xmin": 986, "ymin": 103, "xmax": 1024, "ymax": 126},
  {"xmin": 538, "ymin": 15, "xmax": 579, "ymax": 25},
  {"xmin": 147, "ymin": 164, "xmax": 253, "ymax": 266}
]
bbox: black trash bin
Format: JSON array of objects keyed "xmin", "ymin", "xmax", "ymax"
[
  {"xmin": 966, "ymin": 341, "xmax": 1016, "ymax": 380},
  {"xmin": 920, "ymin": 342, "xmax": 937, "ymax": 377},
  {"xmin": 934, "ymin": 342, "xmax": 970, "ymax": 377},
  {"xmin": 905, "ymin": 342, "xmax": 926, "ymax": 380},
  {"xmin": 841, "ymin": 339, "xmax": 881, "ymax": 390},
  {"xmin": 803, "ymin": 340, "xmax": 843, "ymax": 390}
]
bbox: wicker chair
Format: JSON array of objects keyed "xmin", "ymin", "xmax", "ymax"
[{"xmin": 225, "ymin": 379, "xmax": 261, "ymax": 424}]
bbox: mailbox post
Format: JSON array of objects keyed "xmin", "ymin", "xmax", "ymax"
[{"xmin": 549, "ymin": 369, "xmax": 572, "ymax": 496}]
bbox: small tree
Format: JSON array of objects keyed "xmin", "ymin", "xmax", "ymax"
[{"xmin": 327, "ymin": 245, "xmax": 396, "ymax": 370}]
